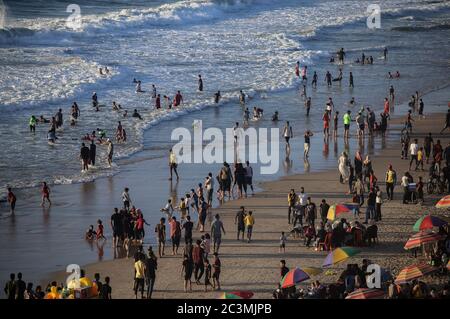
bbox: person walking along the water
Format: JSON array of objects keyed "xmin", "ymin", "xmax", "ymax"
[
  {"xmin": 7, "ymin": 187, "xmax": 16, "ymax": 214},
  {"xmin": 40, "ymin": 182, "xmax": 51, "ymax": 207},
  {"xmin": 343, "ymin": 111, "xmax": 352, "ymax": 139},
  {"xmin": 169, "ymin": 148, "xmax": 179, "ymax": 180},
  {"xmin": 304, "ymin": 130, "xmax": 314, "ymax": 158},
  {"xmin": 80, "ymin": 143, "xmax": 90, "ymax": 172},
  {"xmin": 283, "ymin": 121, "xmax": 293, "ymax": 148},
  {"xmin": 155, "ymin": 218, "xmax": 166, "ymax": 258}
]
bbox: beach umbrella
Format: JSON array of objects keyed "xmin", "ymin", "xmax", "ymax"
[
  {"xmin": 394, "ymin": 263, "xmax": 437, "ymax": 284},
  {"xmin": 280, "ymin": 268, "xmax": 310, "ymax": 288},
  {"xmin": 219, "ymin": 291, "xmax": 254, "ymax": 299},
  {"xmin": 404, "ymin": 232, "xmax": 445, "ymax": 250},
  {"xmin": 345, "ymin": 288, "xmax": 385, "ymax": 299},
  {"xmin": 436, "ymin": 195, "xmax": 450, "ymax": 208},
  {"xmin": 327, "ymin": 203, "xmax": 359, "ymax": 221},
  {"xmin": 447, "ymin": 261, "xmax": 450, "ymax": 271},
  {"xmin": 413, "ymin": 215, "xmax": 448, "ymax": 231},
  {"xmin": 301, "ymin": 267, "xmax": 323, "ymax": 276},
  {"xmin": 322, "ymin": 247, "xmax": 361, "ymax": 267}
]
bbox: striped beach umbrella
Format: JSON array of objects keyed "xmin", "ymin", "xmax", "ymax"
[
  {"xmin": 413, "ymin": 215, "xmax": 448, "ymax": 231},
  {"xmin": 322, "ymin": 247, "xmax": 361, "ymax": 267},
  {"xmin": 404, "ymin": 232, "xmax": 445, "ymax": 250},
  {"xmin": 219, "ymin": 291, "xmax": 254, "ymax": 299},
  {"xmin": 280, "ymin": 268, "xmax": 310, "ymax": 288},
  {"xmin": 327, "ymin": 203, "xmax": 359, "ymax": 221},
  {"xmin": 345, "ymin": 288, "xmax": 386, "ymax": 299},
  {"xmin": 394, "ymin": 263, "xmax": 437, "ymax": 284},
  {"xmin": 436, "ymin": 195, "xmax": 450, "ymax": 208}
]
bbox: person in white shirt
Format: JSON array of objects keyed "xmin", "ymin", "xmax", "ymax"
[
  {"xmin": 409, "ymin": 138, "xmax": 419, "ymax": 171},
  {"xmin": 283, "ymin": 121, "xmax": 294, "ymax": 147},
  {"xmin": 160, "ymin": 199, "xmax": 174, "ymax": 219},
  {"xmin": 205, "ymin": 173, "xmax": 214, "ymax": 206},
  {"xmin": 122, "ymin": 187, "xmax": 131, "ymax": 211},
  {"xmin": 401, "ymin": 172, "xmax": 412, "ymax": 204},
  {"xmin": 233, "ymin": 122, "xmax": 240, "ymax": 144},
  {"xmin": 293, "ymin": 187, "xmax": 307, "ymax": 226}
]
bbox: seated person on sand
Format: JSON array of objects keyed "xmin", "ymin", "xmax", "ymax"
[
  {"xmin": 132, "ymin": 109, "xmax": 143, "ymax": 120},
  {"xmin": 85, "ymin": 225, "xmax": 96, "ymax": 240}
]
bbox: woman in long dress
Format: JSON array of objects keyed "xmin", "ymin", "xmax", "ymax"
[{"xmin": 338, "ymin": 152, "xmax": 350, "ymax": 182}]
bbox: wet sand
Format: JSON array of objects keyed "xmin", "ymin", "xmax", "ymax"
[{"xmin": 45, "ymin": 112, "xmax": 450, "ymax": 298}]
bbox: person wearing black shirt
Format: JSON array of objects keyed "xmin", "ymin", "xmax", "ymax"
[
  {"xmin": 110, "ymin": 208, "xmax": 123, "ymax": 247},
  {"xmin": 364, "ymin": 189, "xmax": 376, "ymax": 224},
  {"xmin": 100, "ymin": 277, "xmax": 112, "ymax": 299},
  {"xmin": 319, "ymin": 199, "xmax": 330, "ymax": 224},
  {"xmin": 280, "ymin": 260, "xmax": 289, "ymax": 278},
  {"xmin": 182, "ymin": 215, "xmax": 194, "ymax": 244},
  {"xmin": 80, "ymin": 143, "xmax": 90, "ymax": 171},
  {"xmin": 145, "ymin": 248, "xmax": 158, "ymax": 299},
  {"xmin": 15, "ymin": 272, "xmax": 26, "ymax": 300},
  {"xmin": 439, "ymin": 109, "xmax": 450, "ymax": 133},
  {"xmin": 89, "ymin": 140, "xmax": 96, "ymax": 166}
]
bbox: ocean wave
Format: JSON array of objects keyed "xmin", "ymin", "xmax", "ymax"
[{"xmin": 391, "ymin": 23, "xmax": 450, "ymax": 31}]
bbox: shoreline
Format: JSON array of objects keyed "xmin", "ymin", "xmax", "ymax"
[{"xmin": 43, "ymin": 111, "xmax": 450, "ymax": 298}]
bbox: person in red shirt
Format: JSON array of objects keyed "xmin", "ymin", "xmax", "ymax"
[
  {"xmin": 322, "ymin": 110, "xmax": 330, "ymax": 137},
  {"xmin": 7, "ymin": 187, "xmax": 16, "ymax": 214},
  {"xmin": 96, "ymin": 219, "xmax": 106, "ymax": 240},
  {"xmin": 40, "ymin": 182, "xmax": 51, "ymax": 207},
  {"xmin": 192, "ymin": 239, "xmax": 204, "ymax": 284},
  {"xmin": 383, "ymin": 98, "xmax": 390, "ymax": 115}
]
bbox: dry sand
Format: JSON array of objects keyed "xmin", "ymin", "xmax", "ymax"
[{"xmin": 46, "ymin": 112, "xmax": 450, "ymax": 298}]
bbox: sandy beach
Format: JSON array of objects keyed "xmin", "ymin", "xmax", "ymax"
[{"xmin": 45, "ymin": 112, "xmax": 450, "ymax": 298}]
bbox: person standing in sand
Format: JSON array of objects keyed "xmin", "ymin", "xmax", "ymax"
[
  {"xmin": 181, "ymin": 254, "xmax": 193, "ymax": 293},
  {"xmin": 244, "ymin": 211, "xmax": 255, "ymax": 243},
  {"xmin": 385, "ymin": 165, "xmax": 397, "ymax": 201},
  {"xmin": 439, "ymin": 109, "xmax": 450, "ymax": 134},
  {"xmin": 235, "ymin": 206, "xmax": 246, "ymax": 241},
  {"xmin": 40, "ymin": 182, "xmax": 51, "ymax": 207},
  {"xmin": 155, "ymin": 218, "xmax": 166, "ymax": 258},
  {"xmin": 211, "ymin": 214, "xmax": 226, "ymax": 253}
]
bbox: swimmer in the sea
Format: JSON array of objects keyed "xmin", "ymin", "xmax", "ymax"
[
  {"xmin": 163, "ymin": 95, "xmax": 172, "ymax": 109},
  {"xmin": 92, "ymin": 92, "xmax": 99, "ymax": 111},
  {"xmin": 349, "ymin": 97, "xmax": 356, "ymax": 106},
  {"xmin": 214, "ymin": 91, "xmax": 221, "ymax": 104},
  {"xmin": 198, "ymin": 75, "xmax": 203, "ymax": 92},
  {"xmin": 39, "ymin": 115, "xmax": 50, "ymax": 124},
  {"xmin": 136, "ymin": 81, "xmax": 143, "ymax": 93},
  {"xmin": 55, "ymin": 108, "xmax": 63, "ymax": 129},
  {"xmin": 132, "ymin": 109, "xmax": 143, "ymax": 120},
  {"xmin": 239, "ymin": 90, "xmax": 246, "ymax": 106},
  {"xmin": 151, "ymin": 84, "xmax": 157, "ymax": 98},
  {"xmin": 272, "ymin": 111, "xmax": 279, "ymax": 121}
]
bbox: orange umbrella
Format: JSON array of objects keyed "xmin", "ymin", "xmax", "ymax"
[
  {"xmin": 394, "ymin": 264, "xmax": 437, "ymax": 284},
  {"xmin": 345, "ymin": 288, "xmax": 385, "ymax": 299},
  {"xmin": 436, "ymin": 195, "xmax": 450, "ymax": 208}
]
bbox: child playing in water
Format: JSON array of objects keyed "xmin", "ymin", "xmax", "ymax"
[{"xmin": 85, "ymin": 225, "xmax": 96, "ymax": 240}]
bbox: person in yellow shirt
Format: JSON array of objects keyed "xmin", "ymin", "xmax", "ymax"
[
  {"xmin": 134, "ymin": 256, "xmax": 146, "ymax": 299},
  {"xmin": 244, "ymin": 211, "xmax": 255, "ymax": 243},
  {"xmin": 287, "ymin": 189, "xmax": 298, "ymax": 224},
  {"xmin": 416, "ymin": 147, "xmax": 424, "ymax": 171}
]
